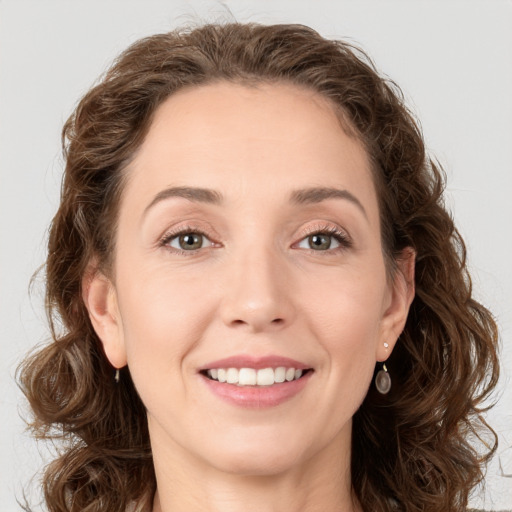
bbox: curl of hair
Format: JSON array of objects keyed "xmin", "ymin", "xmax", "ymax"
[{"xmin": 18, "ymin": 23, "xmax": 499, "ymax": 512}]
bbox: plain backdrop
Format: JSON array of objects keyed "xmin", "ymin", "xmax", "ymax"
[{"xmin": 1, "ymin": 0, "xmax": 511, "ymax": 510}]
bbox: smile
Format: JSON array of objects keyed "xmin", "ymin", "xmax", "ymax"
[
  {"xmin": 203, "ymin": 367, "xmax": 307, "ymax": 386},
  {"xmin": 199, "ymin": 356, "xmax": 314, "ymax": 408}
]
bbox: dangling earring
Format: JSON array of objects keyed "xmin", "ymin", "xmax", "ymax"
[
  {"xmin": 375, "ymin": 363, "xmax": 391, "ymax": 394},
  {"xmin": 114, "ymin": 368, "xmax": 120, "ymax": 383}
]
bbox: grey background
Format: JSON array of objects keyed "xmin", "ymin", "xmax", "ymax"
[{"xmin": 1, "ymin": 0, "xmax": 511, "ymax": 510}]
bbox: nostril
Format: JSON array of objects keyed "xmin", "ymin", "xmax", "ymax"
[{"xmin": 271, "ymin": 318, "xmax": 284, "ymax": 324}]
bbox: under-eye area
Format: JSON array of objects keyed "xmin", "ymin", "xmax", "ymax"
[{"xmin": 200, "ymin": 367, "xmax": 314, "ymax": 386}]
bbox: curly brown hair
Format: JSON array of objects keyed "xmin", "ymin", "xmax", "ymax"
[{"xmin": 18, "ymin": 22, "xmax": 499, "ymax": 512}]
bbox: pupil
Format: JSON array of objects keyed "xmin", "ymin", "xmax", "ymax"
[
  {"xmin": 180, "ymin": 234, "xmax": 202, "ymax": 250},
  {"xmin": 310, "ymin": 234, "xmax": 331, "ymax": 250}
]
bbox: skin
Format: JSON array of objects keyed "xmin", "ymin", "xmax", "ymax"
[{"xmin": 84, "ymin": 82, "xmax": 415, "ymax": 512}]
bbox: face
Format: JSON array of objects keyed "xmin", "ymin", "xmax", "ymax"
[{"xmin": 86, "ymin": 82, "xmax": 413, "ymax": 479}]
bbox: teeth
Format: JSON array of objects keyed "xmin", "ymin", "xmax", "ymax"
[
  {"xmin": 257, "ymin": 368, "xmax": 274, "ymax": 386},
  {"xmin": 205, "ymin": 367, "xmax": 306, "ymax": 386},
  {"xmin": 239, "ymin": 368, "xmax": 257, "ymax": 386},
  {"xmin": 274, "ymin": 367, "xmax": 286, "ymax": 383},
  {"xmin": 226, "ymin": 368, "xmax": 238, "ymax": 384}
]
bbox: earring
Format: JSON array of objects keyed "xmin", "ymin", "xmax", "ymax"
[
  {"xmin": 375, "ymin": 363, "xmax": 391, "ymax": 394},
  {"xmin": 114, "ymin": 368, "xmax": 120, "ymax": 383}
]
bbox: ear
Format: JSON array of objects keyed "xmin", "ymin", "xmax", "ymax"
[
  {"xmin": 377, "ymin": 247, "xmax": 416, "ymax": 362},
  {"xmin": 82, "ymin": 267, "xmax": 127, "ymax": 369}
]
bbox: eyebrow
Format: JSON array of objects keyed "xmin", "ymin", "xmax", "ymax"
[
  {"xmin": 290, "ymin": 187, "xmax": 367, "ymax": 218},
  {"xmin": 143, "ymin": 186, "xmax": 223, "ymax": 217},
  {"xmin": 143, "ymin": 185, "xmax": 367, "ymax": 219}
]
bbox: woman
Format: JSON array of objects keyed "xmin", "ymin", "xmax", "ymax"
[{"xmin": 18, "ymin": 22, "xmax": 499, "ymax": 512}]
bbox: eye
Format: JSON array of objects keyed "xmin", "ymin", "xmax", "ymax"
[
  {"xmin": 295, "ymin": 225, "xmax": 352, "ymax": 252},
  {"xmin": 163, "ymin": 231, "xmax": 214, "ymax": 251},
  {"xmin": 298, "ymin": 233, "xmax": 341, "ymax": 251}
]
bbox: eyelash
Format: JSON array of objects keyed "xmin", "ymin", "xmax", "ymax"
[
  {"xmin": 158, "ymin": 223, "xmax": 352, "ymax": 254},
  {"xmin": 297, "ymin": 224, "xmax": 352, "ymax": 252},
  {"xmin": 159, "ymin": 225, "xmax": 215, "ymax": 255}
]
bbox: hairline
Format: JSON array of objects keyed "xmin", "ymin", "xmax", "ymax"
[{"xmin": 100, "ymin": 77, "xmax": 393, "ymax": 280}]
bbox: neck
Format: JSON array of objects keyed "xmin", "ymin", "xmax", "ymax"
[
  {"xmin": 152, "ymin": 471, "xmax": 359, "ymax": 512},
  {"xmin": 149, "ymin": 424, "xmax": 360, "ymax": 512}
]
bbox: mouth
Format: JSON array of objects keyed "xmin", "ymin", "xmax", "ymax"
[
  {"xmin": 198, "ymin": 355, "xmax": 314, "ymax": 407},
  {"xmin": 200, "ymin": 366, "xmax": 313, "ymax": 387}
]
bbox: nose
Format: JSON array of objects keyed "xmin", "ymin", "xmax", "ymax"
[{"xmin": 218, "ymin": 247, "xmax": 295, "ymax": 333}]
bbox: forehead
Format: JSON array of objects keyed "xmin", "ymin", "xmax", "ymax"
[{"xmin": 122, "ymin": 81, "xmax": 378, "ymax": 221}]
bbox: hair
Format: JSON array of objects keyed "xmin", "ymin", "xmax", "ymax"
[{"xmin": 18, "ymin": 22, "xmax": 499, "ymax": 512}]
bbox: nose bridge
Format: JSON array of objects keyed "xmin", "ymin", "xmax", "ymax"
[{"xmin": 220, "ymin": 238, "xmax": 293, "ymax": 331}]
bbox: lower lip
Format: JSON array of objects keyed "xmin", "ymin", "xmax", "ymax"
[{"xmin": 200, "ymin": 372, "xmax": 312, "ymax": 408}]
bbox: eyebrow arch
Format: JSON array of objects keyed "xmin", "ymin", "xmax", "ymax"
[
  {"xmin": 143, "ymin": 186, "xmax": 223, "ymax": 217},
  {"xmin": 290, "ymin": 187, "xmax": 367, "ymax": 218}
]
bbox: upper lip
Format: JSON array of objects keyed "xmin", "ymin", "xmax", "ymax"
[{"xmin": 200, "ymin": 355, "xmax": 311, "ymax": 371}]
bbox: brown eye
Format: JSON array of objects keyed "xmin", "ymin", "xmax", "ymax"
[
  {"xmin": 178, "ymin": 233, "xmax": 203, "ymax": 250},
  {"xmin": 296, "ymin": 230, "xmax": 345, "ymax": 252},
  {"xmin": 165, "ymin": 232, "xmax": 213, "ymax": 251},
  {"xmin": 308, "ymin": 234, "xmax": 333, "ymax": 250}
]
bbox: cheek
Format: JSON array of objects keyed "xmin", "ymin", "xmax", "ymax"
[
  {"xmin": 317, "ymin": 302, "xmax": 380, "ymax": 388},
  {"xmin": 115, "ymin": 268, "xmax": 216, "ymax": 380},
  {"xmin": 305, "ymin": 266, "xmax": 387, "ymax": 345},
  {"xmin": 302, "ymin": 265, "xmax": 387, "ymax": 387},
  {"xmin": 114, "ymin": 270, "xmax": 220, "ymax": 424}
]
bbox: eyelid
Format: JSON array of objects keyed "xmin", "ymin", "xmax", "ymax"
[
  {"xmin": 158, "ymin": 223, "xmax": 220, "ymax": 253},
  {"xmin": 156, "ymin": 221, "xmax": 351, "ymax": 254},
  {"xmin": 168, "ymin": 232, "xmax": 214, "ymax": 250},
  {"xmin": 293, "ymin": 222, "xmax": 353, "ymax": 251}
]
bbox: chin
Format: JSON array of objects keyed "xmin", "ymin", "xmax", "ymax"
[
  {"xmin": 212, "ymin": 449, "xmax": 303, "ymax": 477},
  {"xmin": 197, "ymin": 430, "xmax": 308, "ymax": 477}
]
